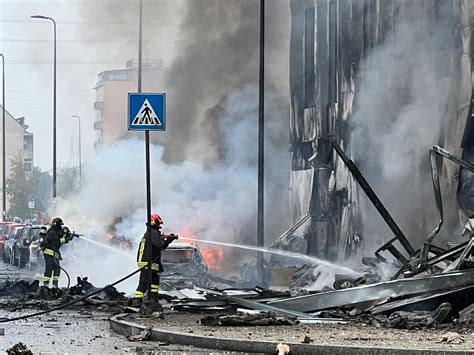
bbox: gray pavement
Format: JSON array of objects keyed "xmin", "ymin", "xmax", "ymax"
[{"xmin": 0, "ymin": 259, "xmax": 237, "ymax": 354}]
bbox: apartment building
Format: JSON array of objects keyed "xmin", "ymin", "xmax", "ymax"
[
  {"xmin": 0, "ymin": 106, "xmax": 34, "ymax": 207},
  {"xmin": 93, "ymin": 58, "xmax": 163, "ymax": 149}
]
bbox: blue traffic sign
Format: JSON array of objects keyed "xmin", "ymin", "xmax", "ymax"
[
  {"xmin": 128, "ymin": 93, "xmax": 166, "ymax": 131},
  {"xmin": 27, "ymin": 195, "xmax": 34, "ymax": 202}
]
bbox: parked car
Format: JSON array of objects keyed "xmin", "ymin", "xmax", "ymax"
[
  {"xmin": 28, "ymin": 226, "xmax": 47, "ymax": 271},
  {"xmin": 3, "ymin": 225, "xmax": 25, "ymax": 264},
  {"xmin": 161, "ymin": 242, "xmax": 209, "ymax": 288},
  {"xmin": 11, "ymin": 225, "xmax": 44, "ymax": 268},
  {"xmin": 0, "ymin": 222, "xmax": 20, "ymax": 256}
]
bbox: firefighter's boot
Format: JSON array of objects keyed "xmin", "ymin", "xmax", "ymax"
[{"xmin": 150, "ymin": 294, "xmax": 163, "ymax": 313}]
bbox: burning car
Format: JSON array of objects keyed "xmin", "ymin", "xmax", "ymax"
[
  {"xmin": 161, "ymin": 242, "xmax": 209, "ymax": 288},
  {"xmin": 105, "ymin": 217, "xmax": 134, "ymax": 250}
]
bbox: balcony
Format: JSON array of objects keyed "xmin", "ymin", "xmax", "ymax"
[
  {"xmin": 23, "ymin": 150, "xmax": 33, "ymax": 160},
  {"xmin": 94, "ymin": 101, "xmax": 104, "ymax": 110},
  {"xmin": 94, "ymin": 121, "xmax": 103, "ymax": 130}
]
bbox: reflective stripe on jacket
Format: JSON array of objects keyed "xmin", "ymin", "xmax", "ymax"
[
  {"xmin": 136, "ymin": 226, "xmax": 164, "ymax": 272},
  {"xmin": 43, "ymin": 226, "xmax": 69, "ymax": 259},
  {"xmin": 43, "ymin": 248, "xmax": 61, "ymax": 259}
]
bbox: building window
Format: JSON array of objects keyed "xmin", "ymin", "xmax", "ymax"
[
  {"xmin": 304, "ymin": 7, "xmax": 315, "ymax": 108},
  {"xmin": 23, "ymin": 163, "xmax": 32, "ymax": 172},
  {"xmin": 104, "ymin": 69, "xmax": 132, "ymax": 81}
]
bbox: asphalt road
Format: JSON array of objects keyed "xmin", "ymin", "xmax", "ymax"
[{"xmin": 0, "ymin": 259, "xmax": 241, "ymax": 354}]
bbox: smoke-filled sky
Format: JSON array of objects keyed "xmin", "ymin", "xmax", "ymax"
[
  {"xmin": 0, "ymin": 0, "xmax": 185, "ymax": 170},
  {"xmin": 0, "ymin": 0, "xmax": 291, "ymax": 288},
  {"xmin": 1, "ymin": 0, "xmax": 289, "ymax": 169}
]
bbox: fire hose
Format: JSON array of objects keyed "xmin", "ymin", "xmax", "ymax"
[
  {"xmin": 0, "ymin": 256, "xmax": 160, "ymax": 324},
  {"xmin": 59, "ymin": 264, "xmax": 71, "ymax": 289}
]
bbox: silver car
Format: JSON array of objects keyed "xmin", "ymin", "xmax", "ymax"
[{"xmin": 3, "ymin": 225, "xmax": 25, "ymax": 264}]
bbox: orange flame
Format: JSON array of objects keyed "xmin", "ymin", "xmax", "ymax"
[
  {"xmin": 176, "ymin": 227, "xmax": 224, "ymax": 270},
  {"xmin": 201, "ymin": 247, "xmax": 224, "ymax": 270},
  {"xmin": 106, "ymin": 233, "xmax": 114, "ymax": 242}
]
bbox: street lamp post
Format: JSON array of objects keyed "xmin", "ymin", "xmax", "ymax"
[
  {"xmin": 72, "ymin": 115, "xmax": 81, "ymax": 187},
  {"xmin": 0, "ymin": 54, "xmax": 5, "ymax": 221},
  {"xmin": 31, "ymin": 15, "xmax": 57, "ymax": 204},
  {"xmin": 257, "ymin": 0, "xmax": 265, "ymax": 284}
]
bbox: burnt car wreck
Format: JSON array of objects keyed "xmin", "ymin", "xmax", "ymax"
[{"xmin": 161, "ymin": 242, "xmax": 209, "ymax": 288}]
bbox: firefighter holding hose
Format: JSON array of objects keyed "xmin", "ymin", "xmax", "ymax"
[
  {"xmin": 132, "ymin": 213, "xmax": 178, "ymax": 310},
  {"xmin": 41, "ymin": 217, "xmax": 76, "ymax": 288}
]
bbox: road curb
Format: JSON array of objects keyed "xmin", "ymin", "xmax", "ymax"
[{"xmin": 109, "ymin": 314, "xmax": 474, "ymax": 354}]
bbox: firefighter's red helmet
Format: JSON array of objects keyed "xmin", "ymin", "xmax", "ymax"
[{"xmin": 150, "ymin": 213, "xmax": 163, "ymax": 225}]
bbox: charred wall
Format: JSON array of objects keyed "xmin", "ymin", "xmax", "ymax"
[{"xmin": 289, "ymin": 0, "xmax": 474, "ymax": 260}]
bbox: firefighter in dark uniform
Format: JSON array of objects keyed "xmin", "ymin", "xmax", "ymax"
[
  {"xmin": 132, "ymin": 213, "xmax": 177, "ymax": 308},
  {"xmin": 42, "ymin": 217, "xmax": 72, "ymax": 288}
]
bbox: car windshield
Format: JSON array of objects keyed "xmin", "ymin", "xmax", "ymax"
[{"xmin": 162, "ymin": 249, "xmax": 194, "ymax": 263}]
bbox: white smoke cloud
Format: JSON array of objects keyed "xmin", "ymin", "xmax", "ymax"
[
  {"xmin": 351, "ymin": 14, "xmax": 458, "ymax": 250},
  {"xmin": 56, "ymin": 84, "xmax": 290, "ymax": 292}
]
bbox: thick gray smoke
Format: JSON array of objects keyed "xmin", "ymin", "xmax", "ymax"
[
  {"xmin": 57, "ymin": 84, "xmax": 289, "ymax": 291},
  {"xmin": 159, "ymin": 0, "xmax": 289, "ymax": 165},
  {"xmin": 55, "ymin": 0, "xmax": 291, "ymax": 291},
  {"xmin": 351, "ymin": 12, "xmax": 458, "ymax": 251}
]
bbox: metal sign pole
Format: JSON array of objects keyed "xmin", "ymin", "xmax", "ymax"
[
  {"xmin": 137, "ymin": 0, "xmax": 152, "ymax": 301},
  {"xmin": 145, "ymin": 130, "xmax": 152, "ymax": 300}
]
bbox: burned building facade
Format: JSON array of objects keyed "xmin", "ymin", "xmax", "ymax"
[{"xmin": 289, "ymin": 0, "xmax": 474, "ymax": 261}]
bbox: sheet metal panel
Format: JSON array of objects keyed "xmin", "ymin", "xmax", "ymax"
[{"xmin": 268, "ymin": 270, "xmax": 474, "ymax": 312}]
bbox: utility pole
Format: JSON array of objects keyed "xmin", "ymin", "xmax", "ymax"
[
  {"xmin": 257, "ymin": 0, "xmax": 265, "ymax": 284},
  {"xmin": 31, "ymin": 15, "xmax": 57, "ymax": 205}
]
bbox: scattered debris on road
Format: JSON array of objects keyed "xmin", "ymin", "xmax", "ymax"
[
  {"xmin": 200, "ymin": 313, "xmax": 298, "ymax": 327},
  {"xmin": 126, "ymin": 326, "xmax": 152, "ymax": 342},
  {"xmin": 6, "ymin": 342, "xmax": 32, "ymax": 355}
]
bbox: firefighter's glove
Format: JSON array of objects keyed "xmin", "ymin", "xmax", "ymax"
[
  {"xmin": 62, "ymin": 227, "xmax": 73, "ymax": 242},
  {"xmin": 168, "ymin": 233, "xmax": 178, "ymax": 242}
]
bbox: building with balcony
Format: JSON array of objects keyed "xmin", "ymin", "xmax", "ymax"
[{"xmin": 93, "ymin": 58, "xmax": 163, "ymax": 149}]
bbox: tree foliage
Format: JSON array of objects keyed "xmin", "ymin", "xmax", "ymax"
[{"xmin": 6, "ymin": 154, "xmax": 41, "ymax": 219}]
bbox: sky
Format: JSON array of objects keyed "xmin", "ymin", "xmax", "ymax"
[{"xmin": 0, "ymin": 0, "xmax": 184, "ymax": 171}]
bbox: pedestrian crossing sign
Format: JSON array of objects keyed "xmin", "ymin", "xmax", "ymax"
[{"xmin": 128, "ymin": 93, "xmax": 166, "ymax": 131}]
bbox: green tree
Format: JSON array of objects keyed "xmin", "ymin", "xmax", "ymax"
[{"xmin": 6, "ymin": 154, "xmax": 41, "ymax": 219}]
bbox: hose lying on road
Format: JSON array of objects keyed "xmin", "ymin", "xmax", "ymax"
[{"xmin": 0, "ymin": 260, "xmax": 154, "ymax": 323}]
